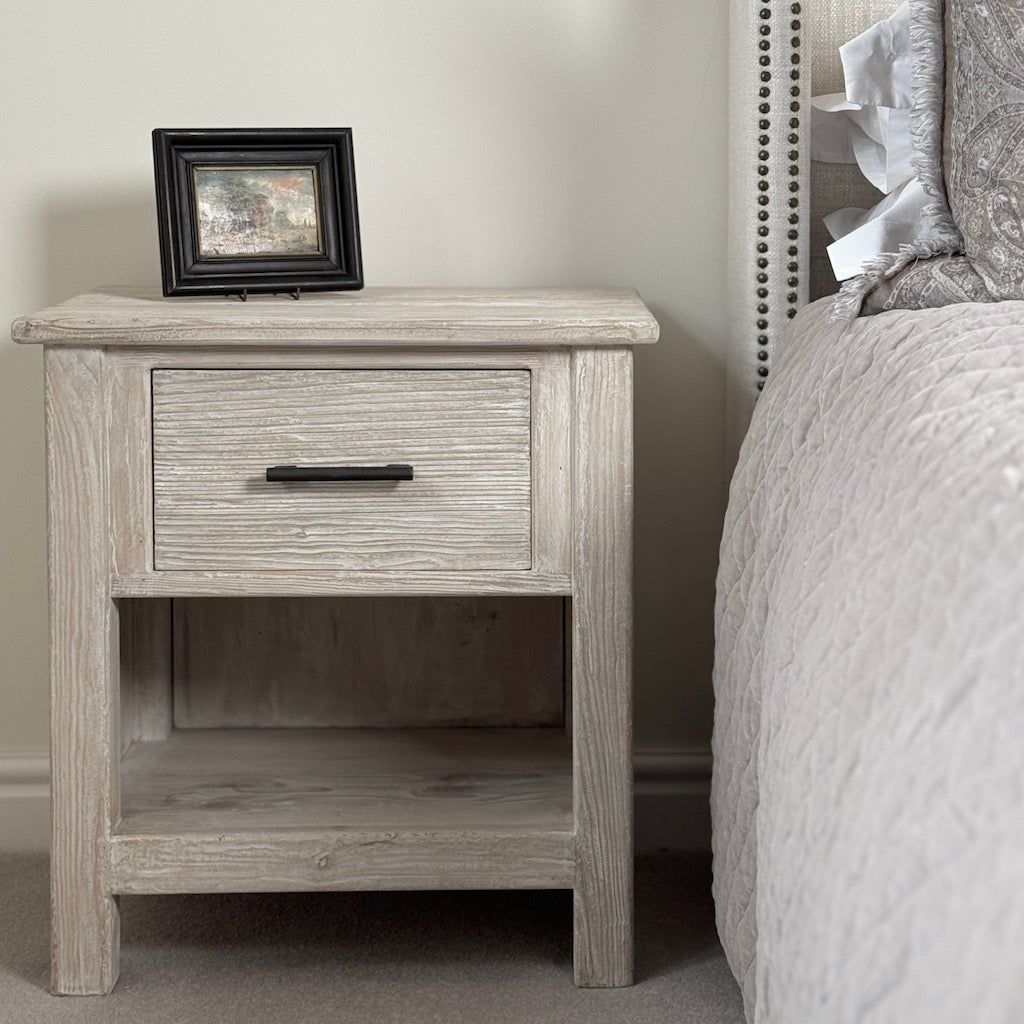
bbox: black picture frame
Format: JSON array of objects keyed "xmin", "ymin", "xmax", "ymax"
[{"xmin": 152, "ymin": 128, "xmax": 363, "ymax": 297}]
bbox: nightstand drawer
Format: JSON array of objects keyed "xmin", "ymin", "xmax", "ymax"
[{"xmin": 152, "ymin": 368, "xmax": 532, "ymax": 571}]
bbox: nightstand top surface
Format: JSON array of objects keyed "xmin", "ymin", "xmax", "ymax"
[{"xmin": 12, "ymin": 286, "xmax": 658, "ymax": 348}]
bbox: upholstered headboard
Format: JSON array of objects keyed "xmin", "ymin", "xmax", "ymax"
[{"xmin": 726, "ymin": 0, "xmax": 899, "ymax": 455}]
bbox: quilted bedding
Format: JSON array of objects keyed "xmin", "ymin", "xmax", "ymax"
[{"xmin": 712, "ymin": 296, "xmax": 1024, "ymax": 1024}]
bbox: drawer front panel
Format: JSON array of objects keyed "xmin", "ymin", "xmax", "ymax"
[{"xmin": 152, "ymin": 369, "xmax": 532, "ymax": 571}]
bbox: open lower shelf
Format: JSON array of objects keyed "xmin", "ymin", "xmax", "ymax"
[
  {"xmin": 119, "ymin": 727, "xmax": 572, "ymax": 833},
  {"xmin": 110, "ymin": 728, "xmax": 575, "ymax": 895}
]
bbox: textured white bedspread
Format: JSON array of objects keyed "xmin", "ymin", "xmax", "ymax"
[{"xmin": 712, "ymin": 297, "xmax": 1024, "ymax": 1024}]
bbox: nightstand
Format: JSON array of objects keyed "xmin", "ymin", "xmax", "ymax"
[{"xmin": 12, "ymin": 286, "xmax": 658, "ymax": 994}]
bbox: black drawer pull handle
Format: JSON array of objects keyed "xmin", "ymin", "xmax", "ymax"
[{"xmin": 266, "ymin": 464, "xmax": 414, "ymax": 482}]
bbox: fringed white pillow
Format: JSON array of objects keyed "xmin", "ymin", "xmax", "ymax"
[{"xmin": 811, "ymin": 4, "xmax": 944, "ymax": 286}]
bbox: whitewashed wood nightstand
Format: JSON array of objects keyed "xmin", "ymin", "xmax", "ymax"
[{"xmin": 12, "ymin": 287, "xmax": 658, "ymax": 994}]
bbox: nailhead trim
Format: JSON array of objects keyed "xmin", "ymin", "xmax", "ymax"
[{"xmin": 750, "ymin": 2, "xmax": 803, "ymax": 394}]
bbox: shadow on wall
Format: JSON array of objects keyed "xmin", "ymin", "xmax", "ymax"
[
  {"xmin": 0, "ymin": 190, "xmax": 161, "ymax": 749},
  {"xmin": 42, "ymin": 190, "xmax": 161, "ymax": 300},
  {"xmin": 631, "ymin": 302, "xmax": 726, "ymax": 751}
]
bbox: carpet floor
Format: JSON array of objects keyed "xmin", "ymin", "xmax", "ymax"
[{"xmin": 0, "ymin": 852, "xmax": 744, "ymax": 1024}]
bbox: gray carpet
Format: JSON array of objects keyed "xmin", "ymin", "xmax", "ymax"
[{"xmin": 0, "ymin": 852, "xmax": 744, "ymax": 1024}]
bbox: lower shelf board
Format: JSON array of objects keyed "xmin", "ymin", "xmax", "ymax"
[
  {"xmin": 119, "ymin": 727, "xmax": 572, "ymax": 832},
  {"xmin": 112, "ymin": 727, "xmax": 575, "ymax": 894},
  {"xmin": 108, "ymin": 827, "xmax": 576, "ymax": 894}
]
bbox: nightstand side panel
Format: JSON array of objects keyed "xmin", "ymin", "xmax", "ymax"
[{"xmin": 45, "ymin": 347, "xmax": 122, "ymax": 995}]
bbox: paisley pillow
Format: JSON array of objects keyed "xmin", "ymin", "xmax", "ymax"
[
  {"xmin": 951, "ymin": 2, "xmax": 1024, "ymax": 298},
  {"xmin": 835, "ymin": 0, "xmax": 1024, "ymax": 318}
]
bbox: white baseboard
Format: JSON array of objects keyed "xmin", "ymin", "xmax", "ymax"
[
  {"xmin": 0, "ymin": 748, "xmax": 712, "ymax": 854},
  {"xmin": 0, "ymin": 753, "xmax": 50, "ymax": 852},
  {"xmin": 633, "ymin": 749, "xmax": 712, "ymax": 853}
]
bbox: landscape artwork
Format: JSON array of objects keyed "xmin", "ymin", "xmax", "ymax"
[{"xmin": 192, "ymin": 166, "xmax": 323, "ymax": 258}]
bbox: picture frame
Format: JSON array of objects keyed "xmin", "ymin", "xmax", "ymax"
[{"xmin": 152, "ymin": 128, "xmax": 363, "ymax": 297}]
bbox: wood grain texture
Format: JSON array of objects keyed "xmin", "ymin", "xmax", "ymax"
[
  {"xmin": 13, "ymin": 286, "xmax": 660, "ymax": 347},
  {"xmin": 118, "ymin": 728, "xmax": 571, "ymax": 833},
  {"xmin": 532, "ymin": 350, "xmax": 573, "ymax": 576},
  {"xmin": 570, "ymin": 348, "xmax": 634, "ymax": 987},
  {"xmin": 152, "ymin": 369, "xmax": 532, "ymax": 571},
  {"xmin": 119, "ymin": 599, "xmax": 172, "ymax": 751},
  {"xmin": 107, "ymin": 347, "xmax": 573, "ymax": 588},
  {"xmin": 45, "ymin": 347, "xmax": 120, "ymax": 994},
  {"xmin": 106, "ymin": 358, "xmax": 153, "ymax": 575},
  {"xmin": 112, "ymin": 568, "xmax": 573, "ymax": 598},
  {"xmin": 110, "ymin": 829, "xmax": 575, "ymax": 894},
  {"xmin": 172, "ymin": 596, "xmax": 564, "ymax": 728},
  {"xmin": 110, "ymin": 347, "xmax": 578, "ymax": 371}
]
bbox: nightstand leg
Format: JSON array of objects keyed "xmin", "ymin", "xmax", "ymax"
[
  {"xmin": 570, "ymin": 349, "xmax": 634, "ymax": 987},
  {"xmin": 46, "ymin": 349, "xmax": 121, "ymax": 994}
]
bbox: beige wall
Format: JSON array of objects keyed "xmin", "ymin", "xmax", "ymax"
[{"xmin": 0, "ymin": 0, "xmax": 728, "ymax": 845}]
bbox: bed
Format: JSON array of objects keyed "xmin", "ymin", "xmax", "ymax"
[{"xmin": 713, "ymin": 3, "xmax": 1024, "ymax": 1022}]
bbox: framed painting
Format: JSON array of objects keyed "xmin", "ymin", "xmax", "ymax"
[{"xmin": 152, "ymin": 128, "xmax": 362, "ymax": 297}]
